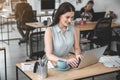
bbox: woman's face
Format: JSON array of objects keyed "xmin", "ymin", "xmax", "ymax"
[
  {"xmin": 86, "ymin": 3, "xmax": 93, "ymax": 11},
  {"xmin": 59, "ymin": 11, "xmax": 74, "ymax": 27}
]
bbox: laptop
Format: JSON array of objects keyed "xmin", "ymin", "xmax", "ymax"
[
  {"xmin": 77, "ymin": 45, "xmax": 107, "ymax": 69},
  {"xmin": 91, "ymin": 12, "xmax": 106, "ymax": 21}
]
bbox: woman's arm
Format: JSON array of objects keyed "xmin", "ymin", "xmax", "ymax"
[
  {"xmin": 67, "ymin": 27, "xmax": 82, "ymax": 68},
  {"xmin": 73, "ymin": 27, "xmax": 83, "ymax": 59},
  {"xmin": 44, "ymin": 27, "xmax": 62, "ymax": 62}
]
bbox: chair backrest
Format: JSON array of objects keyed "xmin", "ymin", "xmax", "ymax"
[
  {"xmin": 94, "ymin": 18, "xmax": 112, "ymax": 37},
  {"xmin": 74, "ymin": 11, "xmax": 81, "ymax": 20},
  {"xmin": 88, "ymin": 18, "xmax": 112, "ymax": 46},
  {"xmin": 29, "ymin": 32, "xmax": 45, "ymax": 59}
]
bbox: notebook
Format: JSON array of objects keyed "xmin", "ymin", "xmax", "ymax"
[
  {"xmin": 77, "ymin": 45, "xmax": 107, "ymax": 69},
  {"xmin": 91, "ymin": 12, "xmax": 106, "ymax": 21}
]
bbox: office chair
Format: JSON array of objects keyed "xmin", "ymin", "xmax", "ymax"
[
  {"xmin": 18, "ymin": 10, "xmax": 37, "ymax": 45},
  {"xmin": 87, "ymin": 18, "xmax": 112, "ymax": 48},
  {"xmin": 29, "ymin": 32, "xmax": 45, "ymax": 60},
  {"xmin": 74, "ymin": 11, "xmax": 81, "ymax": 20}
]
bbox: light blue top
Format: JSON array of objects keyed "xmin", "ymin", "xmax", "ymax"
[{"xmin": 50, "ymin": 24, "xmax": 74, "ymax": 57}]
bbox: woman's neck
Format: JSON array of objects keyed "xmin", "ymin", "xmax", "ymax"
[
  {"xmin": 58, "ymin": 23, "xmax": 67, "ymax": 35},
  {"xmin": 58, "ymin": 23, "xmax": 67, "ymax": 30}
]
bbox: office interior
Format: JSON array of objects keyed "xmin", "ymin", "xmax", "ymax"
[{"xmin": 0, "ymin": 0, "xmax": 120, "ymax": 80}]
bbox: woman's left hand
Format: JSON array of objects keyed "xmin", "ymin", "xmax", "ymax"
[
  {"xmin": 67, "ymin": 58, "xmax": 79, "ymax": 68},
  {"xmin": 76, "ymin": 54, "xmax": 83, "ymax": 61}
]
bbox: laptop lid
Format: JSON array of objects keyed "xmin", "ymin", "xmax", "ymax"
[
  {"xmin": 91, "ymin": 12, "xmax": 106, "ymax": 21},
  {"xmin": 77, "ymin": 46, "xmax": 107, "ymax": 69}
]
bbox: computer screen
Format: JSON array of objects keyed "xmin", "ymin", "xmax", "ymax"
[{"xmin": 41, "ymin": 0, "xmax": 55, "ymax": 11}]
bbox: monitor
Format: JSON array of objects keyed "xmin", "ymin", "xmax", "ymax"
[{"xmin": 41, "ymin": 0, "xmax": 55, "ymax": 12}]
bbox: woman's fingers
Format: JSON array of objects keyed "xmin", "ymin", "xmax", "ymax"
[{"xmin": 67, "ymin": 58, "xmax": 79, "ymax": 68}]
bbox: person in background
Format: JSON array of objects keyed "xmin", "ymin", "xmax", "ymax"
[
  {"xmin": 80, "ymin": 0, "xmax": 94, "ymax": 38},
  {"xmin": 15, "ymin": 0, "xmax": 33, "ymax": 43},
  {"xmin": 80, "ymin": 0, "xmax": 94, "ymax": 20},
  {"xmin": 44, "ymin": 2, "xmax": 82, "ymax": 68}
]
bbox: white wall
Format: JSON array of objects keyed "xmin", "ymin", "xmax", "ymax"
[
  {"xmin": 93, "ymin": 0, "xmax": 120, "ymax": 23},
  {"xmin": 27, "ymin": 0, "xmax": 40, "ymax": 14}
]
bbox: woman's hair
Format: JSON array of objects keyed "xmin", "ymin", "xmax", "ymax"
[
  {"xmin": 87, "ymin": 0, "xmax": 94, "ymax": 5},
  {"xmin": 20, "ymin": 0, "xmax": 27, "ymax": 1},
  {"xmin": 50, "ymin": 2, "xmax": 75, "ymax": 26}
]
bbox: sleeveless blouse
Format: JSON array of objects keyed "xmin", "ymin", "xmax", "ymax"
[{"xmin": 50, "ymin": 24, "xmax": 74, "ymax": 57}]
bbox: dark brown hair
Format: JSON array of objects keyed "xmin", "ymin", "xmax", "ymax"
[
  {"xmin": 50, "ymin": 2, "xmax": 75, "ymax": 26},
  {"xmin": 87, "ymin": 0, "xmax": 94, "ymax": 5}
]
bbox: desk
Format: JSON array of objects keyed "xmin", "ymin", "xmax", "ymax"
[
  {"xmin": 16, "ymin": 61, "xmax": 120, "ymax": 80},
  {"xmin": 76, "ymin": 22, "xmax": 120, "ymax": 31},
  {"xmin": 26, "ymin": 22, "xmax": 46, "ymax": 28}
]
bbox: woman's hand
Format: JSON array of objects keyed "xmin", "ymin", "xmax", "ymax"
[
  {"xmin": 67, "ymin": 58, "xmax": 79, "ymax": 68},
  {"xmin": 76, "ymin": 54, "xmax": 83, "ymax": 61}
]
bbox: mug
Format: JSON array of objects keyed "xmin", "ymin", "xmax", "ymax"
[
  {"xmin": 57, "ymin": 60, "xmax": 68, "ymax": 69},
  {"xmin": 43, "ymin": 20, "xmax": 48, "ymax": 26}
]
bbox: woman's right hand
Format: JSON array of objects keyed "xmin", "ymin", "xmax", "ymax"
[{"xmin": 67, "ymin": 58, "xmax": 79, "ymax": 68}]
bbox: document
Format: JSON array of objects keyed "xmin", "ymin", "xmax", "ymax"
[
  {"xmin": 21, "ymin": 61, "xmax": 54, "ymax": 71},
  {"xmin": 99, "ymin": 56, "xmax": 120, "ymax": 67}
]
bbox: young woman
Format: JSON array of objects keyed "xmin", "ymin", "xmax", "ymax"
[
  {"xmin": 44, "ymin": 2, "xmax": 82, "ymax": 68},
  {"xmin": 80, "ymin": 0, "xmax": 94, "ymax": 19}
]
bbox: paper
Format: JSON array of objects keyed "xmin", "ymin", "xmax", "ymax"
[
  {"xmin": 47, "ymin": 61, "xmax": 54, "ymax": 69},
  {"xmin": 21, "ymin": 61, "xmax": 54, "ymax": 71},
  {"xmin": 99, "ymin": 56, "xmax": 120, "ymax": 67},
  {"xmin": 21, "ymin": 63, "xmax": 34, "ymax": 71}
]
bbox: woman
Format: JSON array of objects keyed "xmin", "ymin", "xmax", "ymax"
[
  {"xmin": 80, "ymin": 1, "xmax": 94, "ymax": 38},
  {"xmin": 44, "ymin": 2, "xmax": 82, "ymax": 68},
  {"xmin": 80, "ymin": 0, "xmax": 94, "ymax": 20}
]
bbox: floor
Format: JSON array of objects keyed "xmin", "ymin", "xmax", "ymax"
[{"xmin": 0, "ymin": 23, "xmax": 119, "ymax": 80}]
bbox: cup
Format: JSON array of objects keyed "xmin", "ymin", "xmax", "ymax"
[
  {"xmin": 57, "ymin": 60, "xmax": 68, "ymax": 69},
  {"xmin": 43, "ymin": 20, "xmax": 48, "ymax": 26}
]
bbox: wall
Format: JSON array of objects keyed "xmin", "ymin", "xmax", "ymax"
[
  {"xmin": 93, "ymin": 0, "xmax": 120, "ymax": 23},
  {"xmin": 62, "ymin": 0, "xmax": 120, "ymax": 23},
  {"xmin": 27, "ymin": 0, "xmax": 40, "ymax": 14},
  {"xmin": 28, "ymin": 0, "xmax": 120, "ymax": 23}
]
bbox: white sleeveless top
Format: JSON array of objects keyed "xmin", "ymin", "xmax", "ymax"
[{"xmin": 50, "ymin": 24, "xmax": 74, "ymax": 57}]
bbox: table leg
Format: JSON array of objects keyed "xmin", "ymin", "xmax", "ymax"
[
  {"xmin": 0, "ymin": 21, "xmax": 3, "ymax": 42},
  {"xmin": 92, "ymin": 76, "xmax": 94, "ymax": 80},
  {"xmin": 16, "ymin": 66, "xmax": 18, "ymax": 80},
  {"xmin": 7, "ymin": 19, "xmax": 9, "ymax": 45},
  {"xmin": 4, "ymin": 49, "xmax": 7, "ymax": 80},
  {"xmin": 116, "ymin": 71, "xmax": 120, "ymax": 80}
]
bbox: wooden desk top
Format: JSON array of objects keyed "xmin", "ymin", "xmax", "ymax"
[
  {"xmin": 1, "ymin": 14, "xmax": 15, "ymax": 19},
  {"xmin": 16, "ymin": 62, "xmax": 120, "ymax": 80},
  {"xmin": 37, "ymin": 13, "xmax": 52, "ymax": 17},
  {"xmin": 0, "ymin": 47, "xmax": 5, "ymax": 51},
  {"xmin": 26, "ymin": 22, "xmax": 47, "ymax": 28},
  {"xmin": 76, "ymin": 22, "xmax": 120, "ymax": 31},
  {"xmin": 26, "ymin": 22, "xmax": 51, "ymax": 28}
]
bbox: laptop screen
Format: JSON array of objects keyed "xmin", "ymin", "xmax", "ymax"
[{"xmin": 91, "ymin": 12, "xmax": 106, "ymax": 21}]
